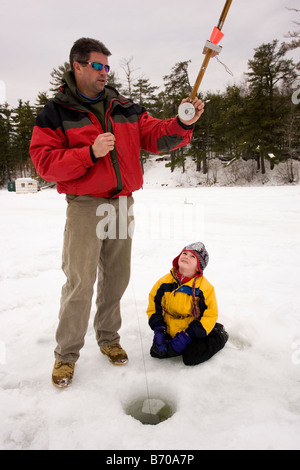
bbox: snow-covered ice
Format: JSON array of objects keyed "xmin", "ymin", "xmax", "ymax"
[{"xmin": 0, "ymin": 165, "xmax": 300, "ymax": 450}]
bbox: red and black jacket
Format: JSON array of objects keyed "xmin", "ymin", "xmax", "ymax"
[{"xmin": 30, "ymin": 85, "xmax": 194, "ymax": 198}]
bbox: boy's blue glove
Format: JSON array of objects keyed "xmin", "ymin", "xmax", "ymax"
[
  {"xmin": 150, "ymin": 327, "xmax": 168, "ymax": 358},
  {"xmin": 154, "ymin": 326, "xmax": 167, "ymax": 347},
  {"xmin": 167, "ymin": 331, "xmax": 192, "ymax": 356}
]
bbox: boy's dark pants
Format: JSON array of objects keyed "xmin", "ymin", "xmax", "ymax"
[
  {"xmin": 151, "ymin": 323, "xmax": 228, "ymax": 366},
  {"xmin": 183, "ymin": 323, "xmax": 228, "ymax": 366}
]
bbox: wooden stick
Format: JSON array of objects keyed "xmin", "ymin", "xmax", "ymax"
[{"xmin": 189, "ymin": 0, "xmax": 233, "ymax": 100}]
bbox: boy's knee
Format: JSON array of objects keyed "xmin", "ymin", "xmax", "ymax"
[
  {"xmin": 182, "ymin": 354, "xmax": 204, "ymax": 366},
  {"xmin": 213, "ymin": 323, "xmax": 229, "ymax": 348},
  {"xmin": 182, "ymin": 323, "xmax": 229, "ymax": 366},
  {"xmin": 182, "ymin": 341, "xmax": 208, "ymax": 366}
]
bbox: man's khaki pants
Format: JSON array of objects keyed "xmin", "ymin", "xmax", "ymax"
[{"xmin": 54, "ymin": 195, "xmax": 134, "ymax": 363}]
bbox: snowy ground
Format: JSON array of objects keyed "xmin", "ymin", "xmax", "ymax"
[{"xmin": 0, "ymin": 175, "xmax": 300, "ymax": 450}]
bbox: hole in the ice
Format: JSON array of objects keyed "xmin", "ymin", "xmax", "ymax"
[{"xmin": 125, "ymin": 397, "xmax": 175, "ymax": 425}]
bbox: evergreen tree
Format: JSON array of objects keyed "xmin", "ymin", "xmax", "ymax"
[
  {"xmin": 34, "ymin": 91, "xmax": 50, "ymax": 115},
  {"xmin": 244, "ymin": 40, "xmax": 297, "ymax": 172},
  {"xmin": 49, "ymin": 62, "xmax": 71, "ymax": 96},
  {"xmin": 213, "ymin": 85, "xmax": 246, "ymax": 160},
  {"xmin": 151, "ymin": 91, "xmax": 169, "ymax": 120},
  {"xmin": 106, "ymin": 71, "xmax": 123, "ymax": 92},
  {"xmin": 11, "ymin": 100, "xmax": 35, "ymax": 177},
  {"xmin": 163, "ymin": 60, "xmax": 192, "ymax": 117},
  {"xmin": 132, "ymin": 77, "xmax": 159, "ymax": 114},
  {"xmin": 163, "ymin": 60, "xmax": 192, "ymax": 171},
  {"xmin": 279, "ymin": 86, "xmax": 300, "ymax": 181},
  {"xmin": 0, "ymin": 103, "xmax": 13, "ymax": 185},
  {"xmin": 282, "ymin": 7, "xmax": 300, "ymax": 53},
  {"xmin": 190, "ymin": 92, "xmax": 222, "ymax": 174},
  {"xmin": 131, "ymin": 77, "xmax": 159, "ymax": 165}
]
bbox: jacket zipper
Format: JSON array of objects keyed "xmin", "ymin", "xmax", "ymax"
[{"xmin": 105, "ymin": 98, "xmax": 131, "ymax": 197}]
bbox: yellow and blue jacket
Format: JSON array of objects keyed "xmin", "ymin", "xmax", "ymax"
[{"xmin": 147, "ymin": 269, "xmax": 218, "ymax": 340}]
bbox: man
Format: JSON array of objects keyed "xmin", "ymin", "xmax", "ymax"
[{"xmin": 30, "ymin": 37, "xmax": 205, "ymax": 389}]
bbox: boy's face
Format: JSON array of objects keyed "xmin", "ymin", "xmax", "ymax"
[{"xmin": 178, "ymin": 250, "xmax": 199, "ymax": 277}]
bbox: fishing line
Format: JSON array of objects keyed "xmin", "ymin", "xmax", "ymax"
[
  {"xmin": 127, "ymin": 277, "xmax": 175, "ymax": 425},
  {"xmin": 130, "ymin": 276, "xmax": 153, "ymax": 415},
  {"xmin": 215, "ymin": 56, "xmax": 234, "ymax": 76}
]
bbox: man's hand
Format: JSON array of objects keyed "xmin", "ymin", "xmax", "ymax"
[
  {"xmin": 178, "ymin": 98, "xmax": 205, "ymax": 126},
  {"xmin": 92, "ymin": 132, "xmax": 116, "ymax": 158}
]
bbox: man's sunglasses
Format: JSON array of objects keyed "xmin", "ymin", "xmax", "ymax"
[{"xmin": 78, "ymin": 61, "xmax": 110, "ymax": 73}]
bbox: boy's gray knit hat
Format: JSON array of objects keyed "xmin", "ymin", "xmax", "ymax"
[{"xmin": 183, "ymin": 242, "xmax": 209, "ymax": 273}]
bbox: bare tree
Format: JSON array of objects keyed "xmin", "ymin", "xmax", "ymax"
[{"xmin": 120, "ymin": 57, "xmax": 140, "ymax": 99}]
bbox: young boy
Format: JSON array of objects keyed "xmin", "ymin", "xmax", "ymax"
[{"xmin": 147, "ymin": 242, "xmax": 228, "ymax": 366}]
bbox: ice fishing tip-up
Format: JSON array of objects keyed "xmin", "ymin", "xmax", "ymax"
[{"xmin": 178, "ymin": 0, "xmax": 233, "ymax": 121}]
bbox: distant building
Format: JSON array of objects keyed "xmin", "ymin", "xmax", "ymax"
[{"xmin": 15, "ymin": 178, "xmax": 38, "ymax": 194}]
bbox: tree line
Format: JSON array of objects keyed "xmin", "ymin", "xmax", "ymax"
[{"xmin": 0, "ymin": 35, "xmax": 299, "ymax": 187}]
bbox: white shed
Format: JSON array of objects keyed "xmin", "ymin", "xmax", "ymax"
[{"xmin": 15, "ymin": 178, "xmax": 38, "ymax": 194}]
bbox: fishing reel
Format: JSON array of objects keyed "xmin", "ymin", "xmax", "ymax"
[
  {"xmin": 178, "ymin": 102, "xmax": 197, "ymax": 121},
  {"xmin": 177, "ymin": 40, "xmax": 223, "ymax": 122}
]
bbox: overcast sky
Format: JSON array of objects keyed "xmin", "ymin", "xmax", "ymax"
[{"xmin": 0, "ymin": 0, "xmax": 299, "ymax": 107}]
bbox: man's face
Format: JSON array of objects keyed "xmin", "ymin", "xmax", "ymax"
[{"xmin": 73, "ymin": 51, "xmax": 109, "ymax": 98}]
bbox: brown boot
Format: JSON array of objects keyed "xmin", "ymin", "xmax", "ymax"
[
  {"xmin": 100, "ymin": 343, "xmax": 128, "ymax": 365},
  {"xmin": 52, "ymin": 360, "xmax": 75, "ymax": 389}
]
